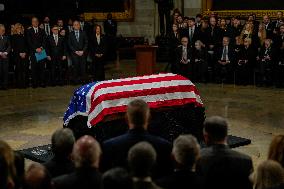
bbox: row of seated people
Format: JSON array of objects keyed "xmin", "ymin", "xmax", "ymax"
[
  {"xmin": 173, "ymin": 36, "xmax": 284, "ymax": 86},
  {"xmin": 0, "ymin": 17, "xmax": 110, "ymax": 90},
  {"xmin": 168, "ymin": 14, "xmax": 284, "ymax": 87},
  {"xmin": 1, "ymin": 99, "xmax": 284, "ymax": 189}
]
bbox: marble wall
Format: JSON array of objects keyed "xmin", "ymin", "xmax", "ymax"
[{"xmin": 108, "ymin": 0, "xmax": 203, "ymax": 39}]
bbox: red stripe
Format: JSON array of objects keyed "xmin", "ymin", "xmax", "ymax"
[
  {"xmin": 90, "ymin": 75, "xmax": 189, "ymax": 103},
  {"xmin": 89, "ymin": 98, "xmax": 203, "ymax": 126},
  {"xmin": 89, "ymin": 85, "xmax": 199, "ymax": 113}
]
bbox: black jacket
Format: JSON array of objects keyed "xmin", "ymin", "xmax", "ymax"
[
  {"xmin": 0, "ymin": 35, "xmax": 11, "ymax": 55},
  {"xmin": 90, "ymin": 34, "xmax": 107, "ymax": 57},
  {"xmin": 43, "ymin": 157, "xmax": 75, "ymax": 178},
  {"xmin": 156, "ymin": 169, "xmax": 201, "ymax": 189},
  {"xmin": 26, "ymin": 27, "xmax": 46, "ymax": 54},
  {"xmin": 53, "ymin": 167, "xmax": 102, "ymax": 189},
  {"xmin": 196, "ymin": 144, "xmax": 253, "ymax": 189},
  {"xmin": 101, "ymin": 128, "xmax": 173, "ymax": 178},
  {"xmin": 68, "ymin": 30, "xmax": 88, "ymax": 55},
  {"xmin": 46, "ymin": 35, "xmax": 67, "ymax": 57}
]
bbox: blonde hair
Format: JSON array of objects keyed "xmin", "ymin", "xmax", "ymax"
[
  {"xmin": 268, "ymin": 135, "xmax": 284, "ymax": 167},
  {"xmin": 0, "ymin": 140, "xmax": 16, "ymax": 188},
  {"xmin": 258, "ymin": 23, "xmax": 267, "ymax": 46},
  {"xmin": 253, "ymin": 160, "xmax": 284, "ymax": 189},
  {"xmin": 11, "ymin": 23, "xmax": 24, "ymax": 35},
  {"xmin": 241, "ymin": 23, "xmax": 254, "ymax": 40}
]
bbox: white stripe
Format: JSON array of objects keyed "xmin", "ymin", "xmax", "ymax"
[
  {"xmin": 87, "ymin": 91, "xmax": 203, "ymax": 127},
  {"xmin": 91, "ymin": 79, "xmax": 194, "ymax": 103},
  {"xmin": 85, "ymin": 73, "xmax": 176, "ymax": 112}
]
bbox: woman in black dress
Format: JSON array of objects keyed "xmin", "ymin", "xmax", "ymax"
[
  {"xmin": 90, "ymin": 24, "xmax": 107, "ymax": 81},
  {"xmin": 11, "ymin": 23, "xmax": 29, "ymax": 88}
]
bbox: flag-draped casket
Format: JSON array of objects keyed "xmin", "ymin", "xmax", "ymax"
[{"xmin": 64, "ymin": 73, "xmax": 203, "ymax": 128}]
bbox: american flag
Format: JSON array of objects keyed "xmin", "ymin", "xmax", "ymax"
[{"xmin": 63, "ymin": 73, "xmax": 203, "ymax": 127}]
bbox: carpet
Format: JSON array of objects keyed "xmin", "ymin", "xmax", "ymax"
[{"xmin": 18, "ymin": 135, "xmax": 251, "ymax": 163}]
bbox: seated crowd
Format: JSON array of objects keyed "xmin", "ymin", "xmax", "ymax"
[
  {"xmin": 1, "ymin": 99, "xmax": 284, "ymax": 189},
  {"xmin": 169, "ymin": 10, "xmax": 284, "ymax": 86}
]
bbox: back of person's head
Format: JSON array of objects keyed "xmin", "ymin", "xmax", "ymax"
[
  {"xmin": 72, "ymin": 135, "xmax": 101, "ymax": 169},
  {"xmin": 102, "ymin": 167, "xmax": 132, "ymax": 189},
  {"xmin": 0, "ymin": 140, "xmax": 16, "ymax": 188},
  {"xmin": 128, "ymin": 142, "xmax": 156, "ymax": 178},
  {"xmin": 51, "ymin": 128, "xmax": 75, "ymax": 160},
  {"xmin": 126, "ymin": 99, "xmax": 150, "ymax": 130},
  {"xmin": 24, "ymin": 163, "xmax": 52, "ymax": 189},
  {"xmin": 268, "ymin": 135, "xmax": 284, "ymax": 167},
  {"xmin": 0, "ymin": 154, "xmax": 9, "ymax": 189},
  {"xmin": 14, "ymin": 152, "xmax": 25, "ymax": 189},
  {"xmin": 172, "ymin": 134, "xmax": 200, "ymax": 170},
  {"xmin": 203, "ymin": 116, "xmax": 228, "ymax": 145},
  {"xmin": 253, "ymin": 160, "xmax": 284, "ymax": 189}
]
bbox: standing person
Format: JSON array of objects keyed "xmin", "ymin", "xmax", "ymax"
[
  {"xmin": 46, "ymin": 25, "xmax": 67, "ymax": 86},
  {"xmin": 0, "ymin": 24, "xmax": 11, "ymax": 90},
  {"xmin": 175, "ymin": 37, "xmax": 192, "ymax": 79},
  {"xmin": 181, "ymin": 17, "xmax": 200, "ymax": 47},
  {"xmin": 26, "ymin": 17, "xmax": 47, "ymax": 88},
  {"xmin": 154, "ymin": 0, "xmax": 173, "ymax": 35},
  {"xmin": 11, "ymin": 23, "xmax": 29, "ymax": 88},
  {"xmin": 167, "ymin": 23, "xmax": 181, "ymax": 73},
  {"xmin": 68, "ymin": 20, "xmax": 88, "ymax": 84},
  {"xmin": 43, "ymin": 16, "xmax": 51, "ymax": 36},
  {"xmin": 90, "ymin": 25, "xmax": 106, "ymax": 81},
  {"xmin": 103, "ymin": 13, "xmax": 117, "ymax": 61}
]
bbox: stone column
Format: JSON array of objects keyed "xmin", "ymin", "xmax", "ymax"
[{"xmin": 184, "ymin": 0, "xmax": 202, "ymax": 17}]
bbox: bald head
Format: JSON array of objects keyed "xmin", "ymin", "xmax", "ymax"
[
  {"xmin": 72, "ymin": 135, "xmax": 101, "ymax": 168},
  {"xmin": 25, "ymin": 163, "xmax": 52, "ymax": 189}
]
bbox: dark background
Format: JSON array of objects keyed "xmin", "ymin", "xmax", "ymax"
[
  {"xmin": 0, "ymin": 0, "xmax": 130, "ymax": 25},
  {"xmin": 212, "ymin": 0, "xmax": 284, "ymax": 10}
]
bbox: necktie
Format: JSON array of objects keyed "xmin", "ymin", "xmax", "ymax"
[
  {"xmin": 222, "ymin": 46, "xmax": 228, "ymax": 61},
  {"xmin": 182, "ymin": 47, "xmax": 187, "ymax": 62},
  {"xmin": 35, "ymin": 28, "xmax": 38, "ymax": 34},
  {"xmin": 190, "ymin": 28, "xmax": 193, "ymax": 41},
  {"xmin": 54, "ymin": 35, "xmax": 58, "ymax": 45},
  {"xmin": 75, "ymin": 31, "xmax": 79, "ymax": 42},
  {"xmin": 211, "ymin": 28, "xmax": 214, "ymax": 37},
  {"xmin": 0, "ymin": 36, "xmax": 3, "ymax": 40}
]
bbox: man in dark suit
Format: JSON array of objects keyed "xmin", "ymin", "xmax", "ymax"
[
  {"xmin": 43, "ymin": 16, "xmax": 51, "ymax": 36},
  {"xmin": 273, "ymin": 11, "xmax": 283, "ymax": 29},
  {"xmin": 206, "ymin": 16, "xmax": 223, "ymax": 51},
  {"xmin": 46, "ymin": 25, "xmax": 67, "ymax": 85},
  {"xmin": 181, "ymin": 17, "xmax": 200, "ymax": 47},
  {"xmin": 101, "ymin": 99, "xmax": 173, "ymax": 179},
  {"xmin": 156, "ymin": 135, "xmax": 201, "ymax": 189},
  {"xmin": 175, "ymin": 37, "xmax": 193, "ymax": 79},
  {"xmin": 154, "ymin": 0, "xmax": 173, "ymax": 35},
  {"xmin": 68, "ymin": 20, "xmax": 88, "ymax": 84},
  {"xmin": 43, "ymin": 128, "xmax": 75, "ymax": 178},
  {"xmin": 128, "ymin": 142, "xmax": 164, "ymax": 189},
  {"xmin": 214, "ymin": 36, "xmax": 236, "ymax": 83},
  {"xmin": 263, "ymin": 15, "xmax": 274, "ymax": 39},
  {"xmin": 26, "ymin": 17, "xmax": 47, "ymax": 88},
  {"xmin": 0, "ymin": 24, "xmax": 11, "ymax": 90},
  {"xmin": 53, "ymin": 135, "xmax": 102, "ymax": 189},
  {"xmin": 90, "ymin": 25, "xmax": 107, "ymax": 81},
  {"xmin": 196, "ymin": 116, "xmax": 253, "ymax": 189},
  {"xmin": 103, "ymin": 13, "xmax": 117, "ymax": 61}
]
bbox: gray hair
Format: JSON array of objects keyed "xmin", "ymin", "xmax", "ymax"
[
  {"xmin": 172, "ymin": 134, "xmax": 200, "ymax": 169},
  {"xmin": 51, "ymin": 128, "xmax": 75, "ymax": 159},
  {"xmin": 128, "ymin": 142, "xmax": 157, "ymax": 177},
  {"xmin": 72, "ymin": 135, "xmax": 101, "ymax": 168}
]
